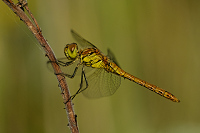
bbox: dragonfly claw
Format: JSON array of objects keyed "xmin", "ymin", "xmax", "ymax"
[{"xmin": 64, "ymin": 96, "xmax": 74, "ymax": 104}]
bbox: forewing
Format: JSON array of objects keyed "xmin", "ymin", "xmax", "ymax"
[{"xmin": 71, "ymin": 29, "xmax": 97, "ymax": 49}]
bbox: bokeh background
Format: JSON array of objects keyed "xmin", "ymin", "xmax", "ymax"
[{"xmin": 1, "ymin": 0, "xmax": 200, "ymax": 133}]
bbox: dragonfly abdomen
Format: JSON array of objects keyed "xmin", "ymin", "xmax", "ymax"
[
  {"xmin": 107, "ymin": 61, "xmax": 180, "ymax": 103},
  {"xmin": 122, "ymin": 72, "xmax": 180, "ymax": 102}
]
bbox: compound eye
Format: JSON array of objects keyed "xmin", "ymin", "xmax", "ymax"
[{"xmin": 64, "ymin": 43, "xmax": 78, "ymax": 60}]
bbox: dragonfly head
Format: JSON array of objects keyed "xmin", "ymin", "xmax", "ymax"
[{"xmin": 64, "ymin": 43, "xmax": 79, "ymax": 60}]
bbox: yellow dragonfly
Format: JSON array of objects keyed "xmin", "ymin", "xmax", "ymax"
[{"xmin": 55, "ymin": 30, "xmax": 180, "ymax": 103}]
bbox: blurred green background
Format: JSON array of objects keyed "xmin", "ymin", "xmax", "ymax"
[{"xmin": 1, "ymin": 0, "xmax": 200, "ymax": 133}]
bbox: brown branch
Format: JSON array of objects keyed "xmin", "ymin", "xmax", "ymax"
[{"xmin": 2, "ymin": 0, "xmax": 79, "ymax": 132}]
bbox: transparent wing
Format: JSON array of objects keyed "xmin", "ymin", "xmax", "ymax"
[
  {"xmin": 107, "ymin": 48, "xmax": 120, "ymax": 67},
  {"xmin": 82, "ymin": 68, "xmax": 121, "ymax": 98},
  {"xmin": 71, "ymin": 29, "xmax": 97, "ymax": 49}
]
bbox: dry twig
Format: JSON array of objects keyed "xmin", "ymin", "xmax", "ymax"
[{"xmin": 2, "ymin": 0, "xmax": 79, "ymax": 132}]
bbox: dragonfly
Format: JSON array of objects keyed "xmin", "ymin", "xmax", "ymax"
[{"xmin": 53, "ymin": 30, "xmax": 180, "ymax": 103}]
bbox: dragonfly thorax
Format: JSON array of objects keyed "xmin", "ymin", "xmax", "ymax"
[{"xmin": 64, "ymin": 43, "xmax": 79, "ymax": 60}]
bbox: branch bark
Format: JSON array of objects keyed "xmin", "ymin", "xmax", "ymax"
[{"xmin": 2, "ymin": 0, "xmax": 79, "ymax": 132}]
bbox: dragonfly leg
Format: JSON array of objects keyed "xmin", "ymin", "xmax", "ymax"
[
  {"xmin": 55, "ymin": 62, "xmax": 82, "ymax": 79},
  {"xmin": 47, "ymin": 60, "xmax": 75, "ymax": 67},
  {"xmin": 77, "ymin": 67, "xmax": 88, "ymax": 94},
  {"xmin": 65, "ymin": 66, "xmax": 88, "ymax": 103},
  {"xmin": 57, "ymin": 66, "xmax": 79, "ymax": 97},
  {"xmin": 55, "ymin": 66, "xmax": 78, "ymax": 78},
  {"xmin": 57, "ymin": 60, "xmax": 75, "ymax": 66}
]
